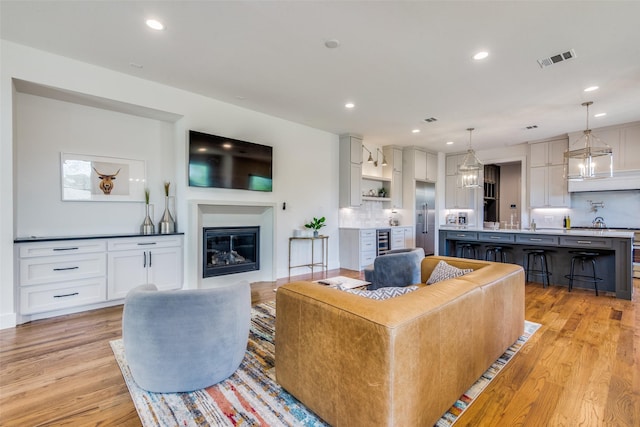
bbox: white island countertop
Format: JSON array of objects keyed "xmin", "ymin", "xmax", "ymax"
[{"xmin": 439, "ymin": 226, "xmax": 635, "ymax": 239}]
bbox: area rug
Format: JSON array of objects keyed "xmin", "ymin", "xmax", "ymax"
[{"xmin": 111, "ymin": 302, "xmax": 540, "ymax": 426}]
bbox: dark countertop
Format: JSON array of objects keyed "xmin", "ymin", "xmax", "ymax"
[{"xmin": 14, "ymin": 232, "xmax": 184, "ymax": 243}]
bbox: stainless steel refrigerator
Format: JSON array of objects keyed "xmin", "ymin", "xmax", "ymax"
[{"xmin": 415, "ymin": 182, "xmax": 436, "ymax": 256}]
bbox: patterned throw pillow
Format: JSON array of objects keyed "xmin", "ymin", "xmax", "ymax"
[
  {"xmin": 345, "ymin": 285, "xmax": 420, "ymax": 300},
  {"xmin": 426, "ymin": 260, "xmax": 474, "ymax": 285}
]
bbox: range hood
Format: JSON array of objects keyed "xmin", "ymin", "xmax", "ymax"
[{"xmin": 568, "ymin": 170, "xmax": 640, "ymax": 192}]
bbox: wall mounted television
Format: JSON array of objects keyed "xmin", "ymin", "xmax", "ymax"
[{"xmin": 188, "ymin": 130, "xmax": 273, "ymax": 192}]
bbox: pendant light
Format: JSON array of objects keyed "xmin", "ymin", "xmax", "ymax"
[
  {"xmin": 564, "ymin": 102, "xmax": 613, "ymax": 181},
  {"xmin": 458, "ymin": 128, "xmax": 482, "ymax": 188}
]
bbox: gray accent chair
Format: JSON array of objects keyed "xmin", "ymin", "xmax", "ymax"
[
  {"xmin": 122, "ymin": 281, "xmax": 251, "ymax": 393},
  {"xmin": 364, "ymin": 248, "xmax": 425, "ymax": 290}
]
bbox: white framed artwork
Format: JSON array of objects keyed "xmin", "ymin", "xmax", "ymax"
[{"xmin": 60, "ymin": 153, "xmax": 146, "ymax": 202}]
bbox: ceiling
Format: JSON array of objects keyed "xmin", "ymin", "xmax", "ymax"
[{"xmin": 2, "ymin": 1, "xmax": 640, "ymax": 153}]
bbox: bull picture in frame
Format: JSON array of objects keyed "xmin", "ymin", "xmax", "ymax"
[{"xmin": 61, "ymin": 153, "xmax": 146, "ymax": 202}]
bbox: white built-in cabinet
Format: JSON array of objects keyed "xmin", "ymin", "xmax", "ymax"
[
  {"xmin": 567, "ymin": 121, "xmax": 640, "ymax": 172},
  {"xmin": 445, "ymin": 154, "xmax": 476, "ymax": 209},
  {"xmin": 529, "ymin": 138, "xmax": 570, "ymax": 208},
  {"xmin": 15, "ymin": 234, "xmax": 183, "ymax": 319},
  {"xmin": 391, "ymin": 226, "xmax": 414, "ymax": 250},
  {"xmin": 383, "ymin": 146, "xmax": 403, "ymax": 208},
  {"xmin": 339, "ymin": 228, "xmax": 377, "ymax": 271},
  {"xmin": 107, "ymin": 235, "xmax": 183, "ymax": 300},
  {"xmin": 404, "ymin": 147, "xmax": 438, "ymax": 182},
  {"xmin": 339, "ymin": 134, "xmax": 363, "ymax": 208}
]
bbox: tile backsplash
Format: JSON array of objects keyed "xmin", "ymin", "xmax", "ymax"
[
  {"xmin": 339, "ymin": 202, "xmax": 395, "ymax": 228},
  {"xmin": 531, "ymin": 189, "xmax": 640, "ymax": 229}
]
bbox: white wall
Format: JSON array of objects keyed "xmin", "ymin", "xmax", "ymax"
[{"xmin": 1, "ymin": 40, "xmax": 339, "ymax": 328}]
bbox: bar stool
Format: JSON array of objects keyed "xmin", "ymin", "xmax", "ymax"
[
  {"xmin": 564, "ymin": 251, "xmax": 602, "ymax": 296},
  {"xmin": 485, "ymin": 246, "xmax": 512, "ymax": 263},
  {"xmin": 457, "ymin": 242, "xmax": 480, "ymax": 259},
  {"xmin": 523, "ymin": 248, "xmax": 552, "ymax": 288}
]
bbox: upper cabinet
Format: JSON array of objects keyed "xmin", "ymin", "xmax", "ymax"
[
  {"xmin": 339, "ymin": 134, "xmax": 363, "ymax": 208},
  {"xmin": 444, "ymin": 153, "xmax": 476, "ymax": 209},
  {"xmin": 566, "ymin": 121, "xmax": 640, "ymax": 192},
  {"xmin": 529, "ymin": 138, "xmax": 570, "ymax": 207},
  {"xmin": 403, "ymin": 147, "xmax": 438, "ymax": 182},
  {"xmin": 383, "ymin": 146, "xmax": 403, "ymax": 208}
]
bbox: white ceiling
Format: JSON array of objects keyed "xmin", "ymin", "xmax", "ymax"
[{"xmin": 2, "ymin": 1, "xmax": 640, "ymax": 153}]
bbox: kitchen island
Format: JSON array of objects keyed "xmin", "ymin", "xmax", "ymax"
[{"xmin": 439, "ymin": 227, "xmax": 634, "ymax": 300}]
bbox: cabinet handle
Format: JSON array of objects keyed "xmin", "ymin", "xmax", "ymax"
[
  {"xmin": 137, "ymin": 242, "xmax": 157, "ymax": 246},
  {"xmin": 490, "ymin": 236, "xmax": 500, "ymax": 239},
  {"xmin": 143, "ymin": 252, "xmax": 146, "ymax": 268},
  {"xmin": 53, "ymin": 247, "xmax": 79, "ymax": 251},
  {"xmin": 529, "ymin": 238, "xmax": 542, "ymax": 241},
  {"xmin": 53, "ymin": 266, "xmax": 79, "ymax": 271},
  {"xmin": 54, "ymin": 292, "xmax": 79, "ymax": 298},
  {"xmin": 149, "ymin": 251, "xmax": 152, "ymax": 267},
  {"xmin": 577, "ymin": 240, "xmax": 592, "ymax": 244}
]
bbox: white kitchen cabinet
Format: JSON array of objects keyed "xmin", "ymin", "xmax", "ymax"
[
  {"xmin": 391, "ymin": 227, "xmax": 405, "ymax": 250},
  {"xmin": 445, "ymin": 174, "xmax": 475, "ymax": 209},
  {"xmin": 415, "ymin": 149, "xmax": 427, "ymax": 180},
  {"xmin": 383, "ymin": 146, "xmax": 403, "ymax": 208},
  {"xmin": 390, "ymin": 226, "xmax": 414, "ymax": 250},
  {"xmin": 107, "ymin": 235, "xmax": 183, "ymax": 300},
  {"xmin": 570, "ymin": 122, "xmax": 640, "ymax": 172},
  {"xmin": 529, "ymin": 139, "xmax": 569, "ymax": 207},
  {"xmin": 15, "ymin": 234, "xmax": 183, "ymax": 320},
  {"xmin": 339, "ymin": 134, "xmax": 363, "ymax": 207},
  {"xmin": 426, "ymin": 152, "xmax": 438, "ymax": 182},
  {"xmin": 530, "ymin": 138, "xmax": 566, "ymax": 167},
  {"xmin": 339, "ymin": 228, "xmax": 377, "ymax": 271}
]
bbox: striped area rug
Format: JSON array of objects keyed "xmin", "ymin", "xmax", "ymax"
[{"xmin": 111, "ymin": 302, "xmax": 540, "ymax": 426}]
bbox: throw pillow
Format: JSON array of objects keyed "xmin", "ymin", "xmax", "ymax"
[
  {"xmin": 345, "ymin": 285, "xmax": 419, "ymax": 300},
  {"xmin": 426, "ymin": 260, "xmax": 474, "ymax": 285}
]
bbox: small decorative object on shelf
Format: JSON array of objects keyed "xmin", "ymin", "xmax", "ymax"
[
  {"xmin": 378, "ymin": 187, "xmax": 387, "ymax": 197},
  {"xmin": 304, "ymin": 216, "xmax": 326, "ymax": 237},
  {"xmin": 141, "ymin": 188, "xmax": 155, "ymax": 235},
  {"xmin": 159, "ymin": 181, "xmax": 175, "ymax": 234}
]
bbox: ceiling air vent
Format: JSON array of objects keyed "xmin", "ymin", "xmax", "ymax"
[
  {"xmin": 537, "ymin": 49, "xmax": 576, "ymax": 68},
  {"xmin": 526, "ymin": 125, "xmax": 538, "ymax": 130},
  {"xmin": 424, "ymin": 117, "xmax": 438, "ymax": 123}
]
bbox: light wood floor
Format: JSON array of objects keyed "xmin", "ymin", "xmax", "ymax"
[{"xmin": 1, "ymin": 270, "xmax": 638, "ymax": 426}]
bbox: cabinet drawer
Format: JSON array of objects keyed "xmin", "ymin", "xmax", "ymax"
[
  {"xmin": 391, "ymin": 228, "xmax": 404, "ymax": 238},
  {"xmin": 360, "ymin": 235, "xmax": 377, "ymax": 252},
  {"xmin": 19, "ymin": 240, "xmax": 106, "ymax": 258},
  {"xmin": 360, "ymin": 250, "xmax": 376, "ymax": 267},
  {"xmin": 515, "ymin": 234, "xmax": 558, "ymax": 245},
  {"xmin": 107, "ymin": 236, "xmax": 183, "ymax": 251},
  {"xmin": 560, "ymin": 236, "xmax": 612, "ymax": 249},
  {"xmin": 478, "ymin": 233, "xmax": 515, "ymax": 243},
  {"xmin": 20, "ymin": 278, "xmax": 106, "ymax": 314},
  {"xmin": 20, "ymin": 253, "xmax": 106, "ymax": 285},
  {"xmin": 445, "ymin": 231, "xmax": 478, "ymax": 241}
]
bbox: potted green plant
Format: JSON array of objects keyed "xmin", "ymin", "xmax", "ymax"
[
  {"xmin": 378, "ymin": 187, "xmax": 388, "ymax": 198},
  {"xmin": 304, "ymin": 216, "xmax": 326, "ymax": 237}
]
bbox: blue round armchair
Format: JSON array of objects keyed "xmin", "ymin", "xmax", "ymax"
[{"xmin": 122, "ymin": 281, "xmax": 251, "ymax": 393}]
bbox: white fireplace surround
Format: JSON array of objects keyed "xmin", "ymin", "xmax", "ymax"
[{"xmin": 188, "ymin": 200, "xmax": 276, "ymax": 289}]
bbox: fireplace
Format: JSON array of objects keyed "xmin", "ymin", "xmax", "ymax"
[{"xmin": 203, "ymin": 226, "xmax": 260, "ymax": 277}]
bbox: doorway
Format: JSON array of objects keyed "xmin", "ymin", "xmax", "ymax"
[{"xmin": 483, "ymin": 162, "xmax": 521, "ymax": 228}]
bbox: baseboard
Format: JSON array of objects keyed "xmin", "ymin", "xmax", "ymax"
[{"xmin": 0, "ymin": 312, "xmax": 17, "ymax": 329}]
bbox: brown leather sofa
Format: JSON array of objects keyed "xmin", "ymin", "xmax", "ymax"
[{"xmin": 275, "ymin": 256, "xmax": 525, "ymax": 426}]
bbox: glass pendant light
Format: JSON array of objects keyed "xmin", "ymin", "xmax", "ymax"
[
  {"xmin": 564, "ymin": 102, "xmax": 613, "ymax": 181},
  {"xmin": 458, "ymin": 128, "xmax": 482, "ymax": 188}
]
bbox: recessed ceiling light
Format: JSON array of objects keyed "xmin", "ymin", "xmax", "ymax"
[
  {"xmin": 324, "ymin": 39, "xmax": 340, "ymax": 49},
  {"xmin": 594, "ymin": 112, "xmax": 607, "ymax": 117},
  {"xmin": 146, "ymin": 19, "xmax": 164, "ymax": 31},
  {"xmin": 222, "ymin": 143, "xmax": 232, "ymax": 149},
  {"xmin": 473, "ymin": 51, "xmax": 489, "ymax": 60},
  {"xmin": 345, "ymin": 102, "xmax": 355, "ymax": 109},
  {"xmin": 412, "ymin": 129, "xmax": 420, "ymax": 134},
  {"xmin": 584, "ymin": 86, "xmax": 599, "ymax": 92},
  {"xmin": 446, "ymin": 141, "xmax": 454, "ymax": 145}
]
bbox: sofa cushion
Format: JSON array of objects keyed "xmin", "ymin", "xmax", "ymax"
[
  {"xmin": 345, "ymin": 285, "xmax": 419, "ymax": 300},
  {"xmin": 426, "ymin": 260, "xmax": 474, "ymax": 284}
]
